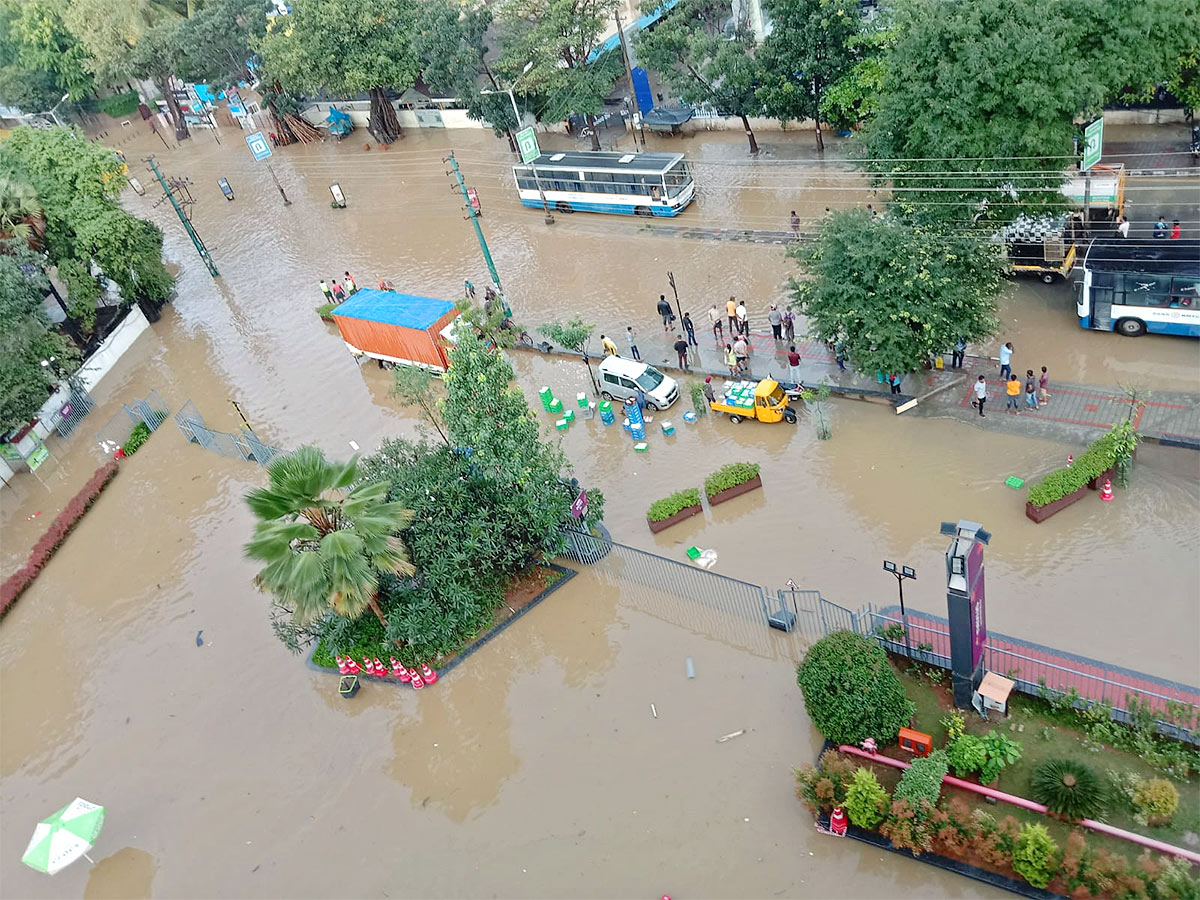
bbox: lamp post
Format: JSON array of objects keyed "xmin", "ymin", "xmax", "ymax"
[
  {"xmin": 883, "ymin": 560, "xmax": 916, "ymax": 657},
  {"xmin": 35, "ymin": 93, "xmax": 70, "ymax": 128},
  {"xmin": 481, "ymin": 63, "xmax": 554, "ymax": 225}
]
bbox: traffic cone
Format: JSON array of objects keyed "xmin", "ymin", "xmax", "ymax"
[
  {"xmin": 372, "ymin": 657, "xmax": 387, "ymax": 677},
  {"xmin": 336, "ymin": 655, "xmax": 348, "ymax": 675},
  {"xmin": 409, "ymin": 668, "xmax": 425, "ymax": 689},
  {"xmin": 1100, "ymin": 478, "xmax": 1114, "ymax": 502},
  {"xmin": 420, "ymin": 662, "xmax": 438, "ymax": 685},
  {"xmin": 390, "ymin": 657, "xmax": 406, "ymax": 679},
  {"xmin": 346, "ymin": 657, "xmax": 360, "ymax": 675},
  {"xmin": 830, "ymin": 806, "xmax": 848, "ymax": 836},
  {"xmin": 1067, "ymin": 454, "xmax": 1074, "ymax": 466},
  {"xmin": 363, "ymin": 657, "xmax": 375, "ymax": 676}
]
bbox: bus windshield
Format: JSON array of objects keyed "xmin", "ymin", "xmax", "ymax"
[
  {"xmin": 636, "ymin": 367, "xmax": 665, "ymax": 391},
  {"xmin": 664, "ymin": 161, "xmax": 692, "ymax": 198}
]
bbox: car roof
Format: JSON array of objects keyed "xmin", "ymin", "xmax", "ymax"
[{"xmin": 598, "ymin": 356, "xmax": 648, "ymax": 375}]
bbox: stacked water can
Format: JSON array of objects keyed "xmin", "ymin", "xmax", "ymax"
[
  {"xmin": 599, "ymin": 401, "xmax": 615, "ymax": 425},
  {"xmin": 540, "ymin": 385, "xmax": 569, "ymax": 431},
  {"xmin": 623, "ymin": 398, "xmax": 648, "ymax": 450}
]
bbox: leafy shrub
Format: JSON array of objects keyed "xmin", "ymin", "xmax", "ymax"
[
  {"xmin": 1027, "ymin": 421, "xmax": 1140, "ymax": 506},
  {"xmin": 0, "ymin": 462, "xmax": 120, "ymax": 616},
  {"xmin": 646, "ymin": 487, "xmax": 701, "ymax": 522},
  {"xmin": 979, "ymin": 730, "xmax": 1022, "ymax": 783},
  {"xmin": 1012, "ymin": 823, "xmax": 1058, "ymax": 889},
  {"xmin": 315, "ymin": 301, "xmax": 339, "ymax": 319},
  {"xmin": 894, "ymin": 749, "xmax": 948, "ymax": 818},
  {"xmin": 704, "ymin": 461, "xmax": 760, "ymax": 497},
  {"xmin": 796, "ymin": 630, "xmax": 915, "ymax": 746},
  {"xmin": 1031, "ymin": 758, "xmax": 1107, "ymax": 821},
  {"xmin": 689, "ymin": 381, "xmax": 708, "ymax": 417},
  {"xmin": 947, "ymin": 733, "xmax": 987, "ymax": 777},
  {"xmin": 794, "ymin": 750, "xmax": 857, "ymax": 813},
  {"xmin": 881, "ymin": 798, "xmax": 933, "ymax": 854},
  {"xmin": 98, "ymin": 91, "xmax": 140, "ymax": 118},
  {"xmin": 123, "ymin": 422, "xmax": 152, "ymax": 455},
  {"xmin": 845, "ymin": 767, "xmax": 890, "ymax": 829},
  {"xmin": 1132, "ymin": 777, "xmax": 1179, "ymax": 826},
  {"xmin": 940, "ymin": 711, "xmax": 966, "ymax": 745}
]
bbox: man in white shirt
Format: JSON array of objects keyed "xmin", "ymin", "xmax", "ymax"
[
  {"xmin": 708, "ymin": 305, "xmax": 723, "ymax": 341},
  {"xmin": 735, "ymin": 301, "xmax": 747, "ymax": 336},
  {"xmin": 1116, "ymin": 216, "xmax": 1130, "ymax": 238},
  {"xmin": 972, "ymin": 375, "xmax": 988, "ymax": 417}
]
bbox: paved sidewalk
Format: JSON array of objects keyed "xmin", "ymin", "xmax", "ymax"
[{"xmin": 634, "ymin": 326, "xmax": 1200, "ymax": 449}]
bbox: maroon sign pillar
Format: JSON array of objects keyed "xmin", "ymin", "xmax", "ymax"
[{"xmin": 943, "ymin": 520, "xmax": 989, "ymax": 710}]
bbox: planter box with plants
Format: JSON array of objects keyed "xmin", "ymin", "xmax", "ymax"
[
  {"xmin": 705, "ymin": 462, "xmax": 762, "ymax": 506},
  {"xmin": 646, "ymin": 488, "xmax": 703, "ymax": 533},
  {"xmin": 1025, "ymin": 423, "xmax": 1138, "ymax": 523}
]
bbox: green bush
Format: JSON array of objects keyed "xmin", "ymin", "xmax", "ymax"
[
  {"xmin": 1027, "ymin": 421, "xmax": 1140, "ymax": 506},
  {"xmin": 98, "ymin": 91, "xmax": 141, "ymax": 118},
  {"xmin": 1031, "ymin": 759, "xmax": 1107, "ymax": 821},
  {"xmin": 947, "ymin": 733, "xmax": 987, "ymax": 777},
  {"xmin": 1012, "ymin": 822, "xmax": 1058, "ymax": 889},
  {"xmin": 315, "ymin": 301, "xmax": 339, "ymax": 319},
  {"xmin": 704, "ymin": 461, "xmax": 760, "ymax": 497},
  {"xmin": 1132, "ymin": 777, "xmax": 1179, "ymax": 825},
  {"xmin": 794, "ymin": 750, "xmax": 857, "ymax": 813},
  {"xmin": 646, "ymin": 487, "xmax": 702, "ymax": 522},
  {"xmin": 689, "ymin": 381, "xmax": 708, "ymax": 417},
  {"xmin": 940, "ymin": 711, "xmax": 966, "ymax": 745},
  {"xmin": 796, "ymin": 630, "xmax": 915, "ymax": 746},
  {"xmin": 980, "ymin": 730, "xmax": 1022, "ymax": 783},
  {"xmin": 123, "ymin": 422, "xmax": 152, "ymax": 455},
  {"xmin": 894, "ymin": 749, "xmax": 948, "ymax": 818},
  {"xmin": 845, "ymin": 767, "xmax": 890, "ymax": 829}
]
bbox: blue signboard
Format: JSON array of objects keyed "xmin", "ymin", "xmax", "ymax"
[
  {"xmin": 632, "ymin": 67, "xmax": 654, "ymax": 113},
  {"xmin": 245, "ymin": 131, "xmax": 272, "ymax": 161}
]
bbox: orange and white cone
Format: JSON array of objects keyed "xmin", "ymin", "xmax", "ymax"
[
  {"xmin": 345, "ymin": 656, "xmax": 360, "ymax": 675},
  {"xmin": 363, "ymin": 657, "xmax": 375, "ymax": 677},
  {"xmin": 408, "ymin": 668, "xmax": 424, "ymax": 690},
  {"xmin": 391, "ymin": 657, "xmax": 407, "ymax": 679},
  {"xmin": 373, "ymin": 657, "xmax": 387, "ymax": 677},
  {"xmin": 1100, "ymin": 478, "xmax": 1114, "ymax": 502},
  {"xmin": 336, "ymin": 655, "xmax": 348, "ymax": 675},
  {"xmin": 420, "ymin": 663, "xmax": 438, "ymax": 685},
  {"xmin": 830, "ymin": 806, "xmax": 848, "ymax": 836},
  {"xmin": 1067, "ymin": 454, "xmax": 1074, "ymax": 466}
]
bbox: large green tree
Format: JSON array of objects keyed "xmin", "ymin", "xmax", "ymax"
[
  {"xmin": 173, "ymin": 0, "xmax": 268, "ymax": 89},
  {"xmin": 817, "ymin": 17, "xmax": 893, "ymax": 132},
  {"xmin": 497, "ymin": 0, "xmax": 622, "ymax": 151},
  {"xmin": 756, "ymin": 0, "xmax": 861, "ymax": 151},
  {"xmin": 0, "ymin": 0, "xmax": 94, "ymax": 112},
  {"xmin": 413, "ymin": 0, "xmax": 519, "ymax": 150},
  {"xmin": 256, "ymin": 0, "xmax": 420, "ymax": 144},
  {"xmin": 0, "ymin": 240, "xmax": 79, "ymax": 433},
  {"xmin": 788, "ymin": 210, "xmax": 1000, "ymax": 375},
  {"xmin": 636, "ymin": 0, "xmax": 765, "ymax": 155},
  {"xmin": 126, "ymin": 20, "xmax": 190, "ymax": 140},
  {"xmin": 244, "ymin": 446, "xmax": 416, "ymax": 627}
]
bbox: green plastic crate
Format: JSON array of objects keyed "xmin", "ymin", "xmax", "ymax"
[
  {"xmin": 633, "ymin": 442, "xmax": 648, "ymax": 452},
  {"xmin": 555, "ymin": 419, "xmax": 568, "ymax": 431},
  {"xmin": 686, "ymin": 546, "xmax": 701, "ymax": 560},
  {"xmin": 1005, "ymin": 476, "xmax": 1025, "ymax": 489},
  {"xmin": 548, "ymin": 398, "xmax": 563, "ymax": 413}
]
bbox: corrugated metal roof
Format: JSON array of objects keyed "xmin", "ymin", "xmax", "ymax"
[
  {"xmin": 516, "ymin": 150, "xmax": 684, "ymax": 173},
  {"xmin": 331, "ymin": 290, "xmax": 456, "ymax": 329}
]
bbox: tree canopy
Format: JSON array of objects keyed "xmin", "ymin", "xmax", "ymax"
[
  {"xmin": 0, "ymin": 239, "xmax": 79, "ymax": 433},
  {"xmin": 788, "ymin": 210, "xmax": 1001, "ymax": 374},
  {"xmin": 756, "ymin": 0, "xmax": 862, "ymax": 150},
  {"xmin": 0, "ymin": 0, "xmax": 94, "ymax": 111},
  {"xmin": 256, "ymin": 0, "xmax": 420, "ymax": 142},
  {"xmin": 498, "ymin": 0, "xmax": 622, "ymax": 150},
  {"xmin": 173, "ymin": 0, "xmax": 267, "ymax": 88},
  {"xmin": 636, "ymin": 0, "xmax": 764, "ymax": 154}
]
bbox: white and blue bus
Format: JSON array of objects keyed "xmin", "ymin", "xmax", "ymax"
[
  {"xmin": 512, "ymin": 151, "xmax": 695, "ymax": 217},
  {"xmin": 1076, "ymin": 239, "xmax": 1200, "ymax": 337}
]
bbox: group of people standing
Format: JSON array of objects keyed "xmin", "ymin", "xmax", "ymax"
[
  {"xmin": 319, "ymin": 271, "xmax": 359, "ymax": 303},
  {"xmin": 970, "ymin": 341, "xmax": 1050, "ymax": 417}
]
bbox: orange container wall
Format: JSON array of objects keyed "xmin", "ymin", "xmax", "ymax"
[{"xmin": 334, "ymin": 315, "xmax": 444, "ymax": 369}]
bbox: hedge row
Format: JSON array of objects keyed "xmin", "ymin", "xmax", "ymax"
[
  {"xmin": 0, "ymin": 461, "xmax": 120, "ymax": 617},
  {"xmin": 647, "ymin": 487, "xmax": 701, "ymax": 522},
  {"xmin": 1027, "ymin": 421, "xmax": 1138, "ymax": 507}
]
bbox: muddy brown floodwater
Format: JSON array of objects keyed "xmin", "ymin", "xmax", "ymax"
[{"xmin": 1, "ymin": 124, "xmax": 1197, "ymax": 898}]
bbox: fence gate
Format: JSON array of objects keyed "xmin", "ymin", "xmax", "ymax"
[
  {"xmin": 174, "ymin": 400, "xmax": 282, "ymax": 466},
  {"xmin": 95, "ymin": 388, "xmax": 170, "ymax": 452},
  {"xmin": 55, "ymin": 385, "xmax": 96, "ymax": 438}
]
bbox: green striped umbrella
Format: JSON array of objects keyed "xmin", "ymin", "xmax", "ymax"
[{"xmin": 21, "ymin": 798, "xmax": 105, "ymax": 875}]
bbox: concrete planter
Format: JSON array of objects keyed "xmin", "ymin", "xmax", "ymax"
[
  {"xmin": 647, "ymin": 503, "xmax": 703, "ymax": 534},
  {"xmin": 1087, "ymin": 466, "xmax": 1116, "ymax": 490},
  {"xmin": 1025, "ymin": 484, "xmax": 1090, "ymax": 523},
  {"xmin": 707, "ymin": 474, "xmax": 763, "ymax": 507}
]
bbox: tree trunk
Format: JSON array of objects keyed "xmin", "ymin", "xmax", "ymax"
[
  {"xmin": 586, "ymin": 113, "xmax": 601, "ymax": 151},
  {"xmin": 158, "ymin": 77, "xmax": 189, "ymax": 141},
  {"xmin": 367, "ymin": 594, "xmax": 388, "ymax": 627},
  {"xmin": 505, "ymin": 128, "xmax": 517, "ymax": 153},
  {"xmin": 813, "ymin": 119, "xmax": 824, "ymax": 152},
  {"xmin": 368, "ymin": 87, "xmax": 401, "ymax": 144},
  {"xmin": 741, "ymin": 115, "xmax": 759, "ymax": 155}
]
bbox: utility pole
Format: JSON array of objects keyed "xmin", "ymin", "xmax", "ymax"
[
  {"xmin": 146, "ymin": 157, "xmax": 218, "ymax": 278},
  {"xmin": 445, "ymin": 152, "xmax": 509, "ymax": 314},
  {"xmin": 267, "ymin": 164, "xmax": 291, "ymax": 206},
  {"xmin": 615, "ymin": 8, "xmax": 646, "ymax": 150},
  {"xmin": 667, "ymin": 271, "xmax": 682, "ymax": 323}
]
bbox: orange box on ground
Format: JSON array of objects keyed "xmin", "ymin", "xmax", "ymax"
[{"xmin": 331, "ymin": 290, "xmax": 460, "ymax": 372}]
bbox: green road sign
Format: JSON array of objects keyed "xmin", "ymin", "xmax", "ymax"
[
  {"xmin": 1082, "ymin": 118, "xmax": 1103, "ymax": 171},
  {"xmin": 516, "ymin": 127, "xmax": 540, "ymax": 165}
]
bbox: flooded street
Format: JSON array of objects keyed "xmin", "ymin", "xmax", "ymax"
[{"xmin": 1, "ymin": 124, "xmax": 1197, "ymax": 898}]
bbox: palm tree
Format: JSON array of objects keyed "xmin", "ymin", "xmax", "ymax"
[
  {"xmin": 244, "ymin": 446, "xmax": 415, "ymax": 627},
  {"xmin": 0, "ymin": 177, "xmax": 45, "ymax": 248}
]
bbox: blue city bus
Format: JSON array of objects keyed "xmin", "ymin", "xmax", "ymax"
[
  {"xmin": 512, "ymin": 151, "xmax": 695, "ymax": 217},
  {"xmin": 1076, "ymin": 239, "xmax": 1200, "ymax": 337}
]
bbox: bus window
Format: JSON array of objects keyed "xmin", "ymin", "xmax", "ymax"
[
  {"xmin": 664, "ymin": 162, "xmax": 691, "ymax": 197},
  {"xmin": 1171, "ymin": 276, "xmax": 1200, "ymax": 304},
  {"xmin": 1122, "ymin": 273, "xmax": 1171, "ymax": 307}
]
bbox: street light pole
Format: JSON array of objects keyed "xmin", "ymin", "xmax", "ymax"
[
  {"xmin": 883, "ymin": 560, "xmax": 916, "ymax": 658},
  {"xmin": 482, "ymin": 83, "xmax": 554, "ymax": 225}
]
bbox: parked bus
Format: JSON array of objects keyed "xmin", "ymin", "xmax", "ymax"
[
  {"xmin": 1076, "ymin": 239, "xmax": 1200, "ymax": 337},
  {"xmin": 512, "ymin": 151, "xmax": 695, "ymax": 217}
]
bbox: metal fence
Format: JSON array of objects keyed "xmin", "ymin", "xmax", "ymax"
[
  {"xmin": 53, "ymin": 384, "xmax": 96, "ymax": 438},
  {"xmin": 95, "ymin": 389, "xmax": 169, "ymax": 452},
  {"xmin": 174, "ymin": 400, "xmax": 283, "ymax": 466}
]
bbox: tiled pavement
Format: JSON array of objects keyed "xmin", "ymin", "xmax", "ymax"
[{"xmin": 634, "ymin": 327, "xmax": 1200, "ymax": 449}]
